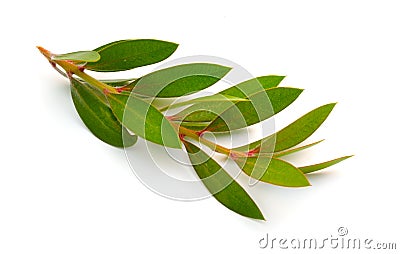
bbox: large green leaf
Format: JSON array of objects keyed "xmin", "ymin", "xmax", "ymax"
[
  {"xmin": 184, "ymin": 141, "xmax": 265, "ymax": 220},
  {"xmin": 86, "ymin": 39, "xmax": 178, "ymax": 72},
  {"xmin": 235, "ymin": 103, "xmax": 336, "ymax": 153},
  {"xmin": 70, "ymin": 78, "xmax": 137, "ymax": 147},
  {"xmin": 219, "ymin": 75, "xmax": 285, "ymax": 98},
  {"xmin": 299, "ymin": 156, "xmax": 353, "ymax": 174},
  {"xmin": 129, "ymin": 63, "xmax": 231, "ymax": 97},
  {"xmin": 205, "ymin": 87, "xmax": 303, "ymax": 132},
  {"xmin": 53, "ymin": 51, "xmax": 101, "ymax": 63},
  {"xmin": 106, "ymin": 93, "xmax": 181, "ymax": 148},
  {"xmin": 233, "ymin": 156, "xmax": 310, "ymax": 187}
]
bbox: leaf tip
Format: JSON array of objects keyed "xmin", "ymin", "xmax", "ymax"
[
  {"xmin": 257, "ymin": 214, "xmax": 267, "ymax": 221},
  {"xmin": 329, "ymin": 102, "xmax": 338, "ymax": 107},
  {"xmin": 37, "ymin": 46, "xmax": 52, "ymax": 59}
]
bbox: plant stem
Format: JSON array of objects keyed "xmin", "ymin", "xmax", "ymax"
[
  {"xmin": 37, "ymin": 46, "xmax": 118, "ymax": 94},
  {"xmin": 178, "ymin": 125, "xmax": 248, "ymax": 157}
]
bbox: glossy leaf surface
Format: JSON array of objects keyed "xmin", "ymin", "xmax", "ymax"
[
  {"xmin": 235, "ymin": 103, "xmax": 336, "ymax": 153},
  {"xmin": 106, "ymin": 93, "xmax": 181, "ymax": 148},
  {"xmin": 184, "ymin": 141, "xmax": 264, "ymax": 220},
  {"xmin": 161, "ymin": 94, "xmax": 248, "ymax": 111},
  {"xmin": 70, "ymin": 78, "xmax": 137, "ymax": 147},
  {"xmin": 206, "ymin": 87, "xmax": 303, "ymax": 132},
  {"xmin": 233, "ymin": 156, "xmax": 310, "ymax": 187},
  {"xmin": 299, "ymin": 156, "xmax": 352, "ymax": 174},
  {"xmin": 175, "ymin": 87, "xmax": 302, "ymax": 130},
  {"xmin": 130, "ymin": 63, "xmax": 231, "ymax": 97},
  {"xmin": 53, "ymin": 51, "xmax": 100, "ymax": 62},
  {"xmin": 273, "ymin": 140, "xmax": 324, "ymax": 157},
  {"xmin": 220, "ymin": 75, "xmax": 285, "ymax": 98},
  {"xmin": 86, "ymin": 39, "xmax": 178, "ymax": 72}
]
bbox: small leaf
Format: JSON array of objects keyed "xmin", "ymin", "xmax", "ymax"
[
  {"xmin": 86, "ymin": 39, "xmax": 178, "ymax": 72},
  {"xmin": 52, "ymin": 51, "xmax": 101, "ymax": 62},
  {"xmin": 184, "ymin": 141, "xmax": 265, "ymax": 220},
  {"xmin": 220, "ymin": 75, "xmax": 285, "ymax": 98},
  {"xmin": 233, "ymin": 156, "xmax": 310, "ymax": 187},
  {"xmin": 129, "ymin": 63, "xmax": 231, "ymax": 97},
  {"xmin": 299, "ymin": 156, "xmax": 353, "ymax": 174},
  {"xmin": 70, "ymin": 78, "xmax": 137, "ymax": 147},
  {"xmin": 206, "ymin": 87, "xmax": 303, "ymax": 132},
  {"xmin": 106, "ymin": 93, "xmax": 181, "ymax": 148},
  {"xmin": 273, "ymin": 140, "xmax": 324, "ymax": 158}
]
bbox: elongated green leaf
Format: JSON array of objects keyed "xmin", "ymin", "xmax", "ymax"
[
  {"xmin": 106, "ymin": 93, "xmax": 181, "ymax": 148},
  {"xmin": 174, "ymin": 87, "xmax": 302, "ymax": 129},
  {"xmin": 76, "ymin": 78, "xmax": 136, "ymax": 88},
  {"xmin": 235, "ymin": 103, "xmax": 336, "ymax": 153},
  {"xmin": 273, "ymin": 140, "xmax": 324, "ymax": 158},
  {"xmin": 161, "ymin": 94, "xmax": 248, "ymax": 111},
  {"xmin": 206, "ymin": 87, "xmax": 303, "ymax": 132},
  {"xmin": 171, "ymin": 95, "xmax": 242, "ymax": 122},
  {"xmin": 88, "ymin": 39, "xmax": 131, "ymax": 52},
  {"xmin": 86, "ymin": 39, "xmax": 178, "ymax": 72},
  {"xmin": 299, "ymin": 156, "xmax": 353, "ymax": 174},
  {"xmin": 70, "ymin": 78, "xmax": 137, "ymax": 147},
  {"xmin": 129, "ymin": 63, "xmax": 231, "ymax": 97},
  {"xmin": 220, "ymin": 75, "xmax": 285, "ymax": 98},
  {"xmin": 101, "ymin": 78, "xmax": 136, "ymax": 87},
  {"xmin": 184, "ymin": 141, "xmax": 264, "ymax": 220},
  {"xmin": 52, "ymin": 51, "xmax": 101, "ymax": 62},
  {"xmin": 233, "ymin": 156, "xmax": 310, "ymax": 187},
  {"xmin": 172, "ymin": 77, "xmax": 287, "ymax": 123},
  {"xmin": 172, "ymin": 103, "xmax": 224, "ymax": 122},
  {"xmin": 179, "ymin": 121, "xmax": 212, "ymax": 128}
]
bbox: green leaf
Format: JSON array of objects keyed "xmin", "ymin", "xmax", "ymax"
[
  {"xmin": 86, "ymin": 39, "xmax": 178, "ymax": 72},
  {"xmin": 76, "ymin": 78, "xmax": 136, "ymax": 88},
  {"xmin": 206, "ymin": 87, "xmax": 303, "ymax": 132},
  {"xmin": 233, "ymin": 156, "xmax": 310, "ymax": 187},
  {"xmin": 160, "ymin": 94, "xmax": 248, "ymax": 111},
  {"xmin": 220, "ymin": 75, "xmax": 285, "ymax": 98},
  {"xmin": 70, "ymin": 78, "xmax": 137, "ymax": 147},
  {"xmin": 106, "ymin": 93, "xmax": 181, "ymax": 148},
  {"xmin": 235, "ymin": 103, "xmax": 336, "ymax": 153},
  {"xmin": 179, "ymin": 121, "xmax": 212, "ymax": 128},
  {"xmin": 101, "ymin": 78, "xmax": 136, "ymax": 87},
  {"xmin": 173, "ymin": 87, "xmax": 302, "ymax": 129},
  {"xmin": 173, "ymin": 77, "xmax": 287, "ymax": 123},
  {"xmin": 273, "ymin": 140, "xmax": 324, "ymax": 158},
  {"xmin": 299, "ymin": 156, "xmax": 353, "ymax": 174},
  {"xmin": 129, "ymin": 63, "xmax": 231, "ymax": 97},
  {"xmin": 52, "ymin": 51, "xmax": 101, "ymax": 62},
  {"xmin": 184, "ymin": 141, "xmax": 265, "ymax": 220},
  {"xmin": 174, "ymin": 101, "xmax": 232, "ymax": 123},
  {"xmin": 170, "ymin": 95, "xmax": 245, "ymax": 122}
]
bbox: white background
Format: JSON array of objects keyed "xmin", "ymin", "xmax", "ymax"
[{"xmin": 1, "ymin": 0, "xmax": 399, "ymax": 253}]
